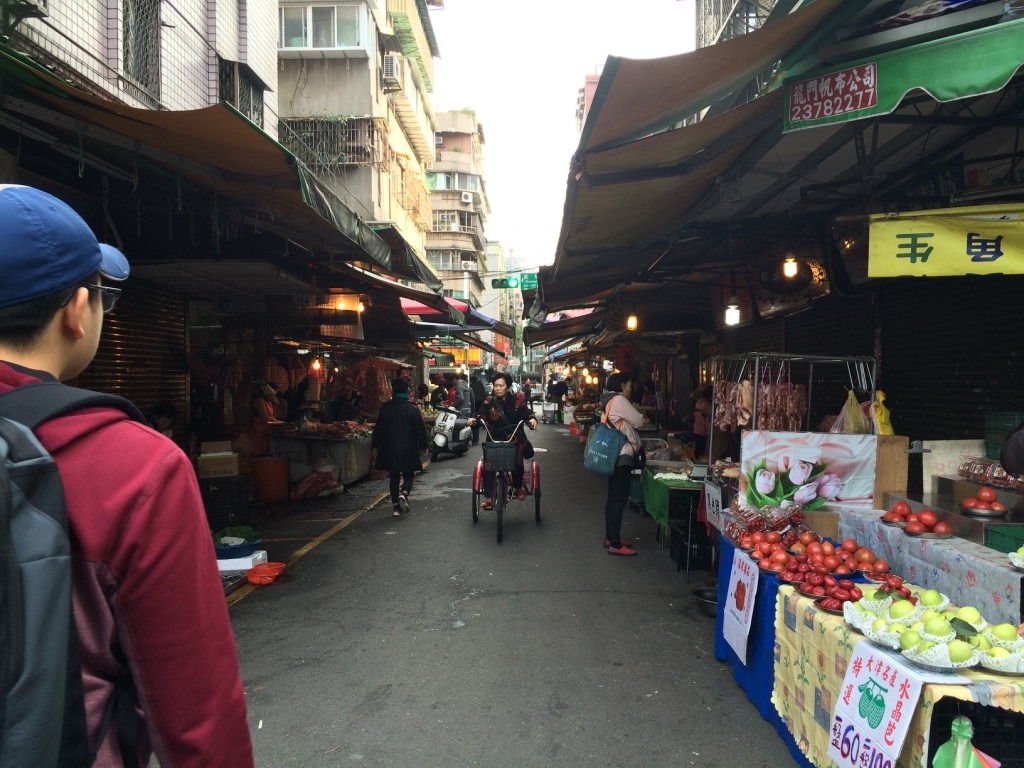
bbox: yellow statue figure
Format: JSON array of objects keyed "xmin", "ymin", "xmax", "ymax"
[{"xmin": 872, "ymin": 389, "xmax": 894, "ymax": 435}]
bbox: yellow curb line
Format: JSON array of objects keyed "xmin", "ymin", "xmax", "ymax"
[{"xmin": 227, "ymin": 489, "xmax": 391, "ymax": 606}]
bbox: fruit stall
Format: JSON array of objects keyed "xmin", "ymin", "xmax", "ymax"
[{"xmin": 713, "ymin": 497, "xmax": 1024, "ymax": 768}]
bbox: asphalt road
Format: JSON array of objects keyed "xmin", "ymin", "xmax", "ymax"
[{"xmin": 228, "ymin": 419, "xmax": 799, "ymax": 767}]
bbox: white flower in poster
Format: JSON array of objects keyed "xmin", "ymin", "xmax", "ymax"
[
  {"xmin": 787, "ymin": 459, "xmax": 814, "ymax": 485},
  {"xmin": 755, "ymin": 468, "xmax": 777, "ymax": 495}
]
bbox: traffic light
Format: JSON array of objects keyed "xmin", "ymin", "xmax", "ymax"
[{"xmin": 490, "ymin": 276, "xmax": 520, "ymax": 289}]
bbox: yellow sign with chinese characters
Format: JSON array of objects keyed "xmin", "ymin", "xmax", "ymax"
[{"xmin": 868, "ymin": 204, "xmax": 1024, "ymax": 277}]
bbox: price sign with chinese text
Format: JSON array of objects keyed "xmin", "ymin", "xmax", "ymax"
[
  {"xmin": 723, "ymin": 551, "xmax": 759, "ymax": 663},
  {"xmin": 827, "ymin": 640, "xmax": 923, "ymax": 768},
  {"xmin": 703, "ymin": 480, "xmax": 723, "ymax": 531}
]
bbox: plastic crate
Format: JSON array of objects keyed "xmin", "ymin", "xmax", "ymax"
[
  {"xmin": 928, "ymin": 698, "xmax": 1024, "ymax": 768},
  {"xmin": 200, "ymin": 476, "xmax": 250, "ymax": 531},
  {"xmin": 669, "ymin": 522, "xmax": 715, "ymax": 572},
  {"xmin": 482, "ymin": 441, "xmax": 518, "ymax": 471},
  {"xmin": 984, "ymin": 411, "xmax": 1024, "ymax": 459},
  {"xmin": 985, "ymin": 524, "xmax": 1024, "ymax": 554}
]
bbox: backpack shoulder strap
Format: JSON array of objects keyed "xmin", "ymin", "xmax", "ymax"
[{"xmin": 0, "ymin": 381, "xmax": 146, "ymax": 429}]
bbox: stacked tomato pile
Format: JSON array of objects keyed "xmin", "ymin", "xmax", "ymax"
[
  {"xmin": 961, "ymin": 485, "xmax": 1005, "ymax": 513},
  {"xmin": 780, "ymin": 537, "xmax": 887, "ymax": 609},
  {"xmin": 880, "ymin": 501, "xmax": 953, "ymax": 534}
]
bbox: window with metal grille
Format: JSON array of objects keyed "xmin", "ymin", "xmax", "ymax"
[
  {"xmin": 219, "ymin": 58, "xmax": 265, "ymax": 128},
  {"xmin": 123, "ymin": 0, "xmax": 160, "ymax": 95},
  {"xmin": 278, "ymin": 116, "xmax": 384, "ymax": 169}
]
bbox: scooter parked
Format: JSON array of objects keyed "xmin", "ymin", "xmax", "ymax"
[{"xmin": 429, "ymin": 406, "xmax": 473, "ymax": 461}]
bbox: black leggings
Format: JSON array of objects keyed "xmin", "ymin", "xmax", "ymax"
[
  {"xmin": 389, "ymin": 471, "xmax": 414, "ymax": 503},
  {"xmin": 604, "ymin": 464, "xmax": 633, "ymax": 545}
]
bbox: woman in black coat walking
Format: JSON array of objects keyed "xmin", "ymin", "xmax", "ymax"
[{"xmin": 371, "ymin": 378, "xmax": 429, "ymax": 516}]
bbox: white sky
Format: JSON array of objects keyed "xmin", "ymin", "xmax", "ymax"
[{"xmin": 427, "ymin": 0, "xmax": 697, "ymax": 271}]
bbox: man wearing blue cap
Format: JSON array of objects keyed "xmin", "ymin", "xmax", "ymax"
[{"xmin": 0, "ymin": 185, "xmax": 253, "ymax": 766}]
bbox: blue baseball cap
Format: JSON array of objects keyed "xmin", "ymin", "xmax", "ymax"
[{"xmin": 0, "ymin": 184, "xmax": 130, "ymax": 309}]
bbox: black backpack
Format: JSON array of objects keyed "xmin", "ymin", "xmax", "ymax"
[{"xmin": 0, "ymin": 382, "xmax": 144, "ymax": 767}]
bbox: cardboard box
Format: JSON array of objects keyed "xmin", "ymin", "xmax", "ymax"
[
  {"xmin": 198, "ymin": 441, "xmax": 240, "ymax": 478},
  {"xmin": 216, "ymin": 550, "xmax": 267, "ymax": 572},
  {"xmin": 804, "ymin": 509, "xmax": 839, "ymax": 540}
]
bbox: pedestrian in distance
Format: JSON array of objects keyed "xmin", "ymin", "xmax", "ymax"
[
  {"xmin": 0, "ymin": 184, "xmax": 254, "ymax": 766},
  {"xmin": 471, "ymin": 372, "xmax": 537, "ymax": 509},
  {"xmin": 691, "ymin": 384, "xmax": 713, "ymax": 459},
  {"xmin": 371, "ymin": 377, "xmax": 429, "ymax": 516},
  {"xmin": 469, "ymin": 374, "xmax": 486, "ymax": 444},
  {"xmin": 600, "ymin": 372, "xmax": 645, "ymax": 556}
]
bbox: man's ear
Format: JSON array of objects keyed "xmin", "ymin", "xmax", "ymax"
[{"xmin": 60, "ymin": 287, "xmax": 89, "ymax": 340}]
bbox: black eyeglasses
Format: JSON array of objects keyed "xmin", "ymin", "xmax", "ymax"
[
  {"xmin": 61, "ymin": 284, "xmax": 122, "ymax": 314},
  {"xmin": 86, "ymin": 284, "xmax": 121, "ymax": 313}
]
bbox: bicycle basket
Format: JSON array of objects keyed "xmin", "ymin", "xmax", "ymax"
[{"xmin": 482, "ymin": 441, "xmax": 518, "ymax": 471}]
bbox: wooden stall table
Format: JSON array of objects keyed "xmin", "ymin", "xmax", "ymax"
[{"xmin": 773, "ymin": 587, "xmax": 1024, "ymax": 768}]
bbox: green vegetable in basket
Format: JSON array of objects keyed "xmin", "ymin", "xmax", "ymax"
[{"xmin": 212, "ymin": 525, "xmax": 260, "ymax": 546}]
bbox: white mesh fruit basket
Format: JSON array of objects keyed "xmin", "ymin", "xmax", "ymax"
[
  {"xmin": 983, "ymin": 627, "xmax": 1024, "ymax": 651},
  {"xmin": 1009, "ymin": 551, "xmax": 1024, "ymax": 569},
  {"xmin": 902, "ymin": 642, "xmax": 979, "ymax": 670},
  {"xmin": 979, "ymin": 649, "xmax": 1024, "ymax": 675},
  {"xmin": 862, "ymin": 623, "xmax": 902, "ymax": 650},
  {"xmin": 883, "ymin": 602, "xmax": 925, "ymax": 627}
]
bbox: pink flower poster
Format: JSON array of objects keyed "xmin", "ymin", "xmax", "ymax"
[{"xmin": 740, "ymin": 430, "xmax": 879, "ymax": 509}]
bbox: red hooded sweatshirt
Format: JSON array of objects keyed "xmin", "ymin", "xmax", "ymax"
[{"xmin": 1, "ymin": 362, "xmax": 253, "ymax": 767}]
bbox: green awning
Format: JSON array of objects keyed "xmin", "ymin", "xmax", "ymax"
[{"xmin": 784, "ymin": 18, "xmax": 1024, "ymax": 132}]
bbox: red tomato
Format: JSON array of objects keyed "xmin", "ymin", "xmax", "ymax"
[
  {"xmin": 892, "ymin": 501, "xmax": 912, "ymax": 516},
  {"xmin": 990, "ymin": 501, "xmax": 1006, "ymax": 512},
  {"xmin": 841, "ymin": 538, "xmax": 858, "ymax": 553},
  {"xmin": 961, "ymin": 497, "xmax": 979, "ymax": 508},
  {"xmin": 977, "ymin": 486, "xmax": 997, "ymax": 503},
  {"xmin": 918, "ymin": 510, "xmax": 938, "ymax": 529},
  {"xmin": 905, "ymin": 521, "xmax": 927, "ymax": 534},
  {"xmin": 932, "ymin": 521, "xmax": 953, "ymax": 535}
]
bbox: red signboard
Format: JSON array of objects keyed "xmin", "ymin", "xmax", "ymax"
[{"xmin": 788, "ymin": 63, "xmax": 878, "ymax": 125}]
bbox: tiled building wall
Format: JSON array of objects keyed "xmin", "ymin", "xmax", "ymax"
[
  {"xmin": 18, "ymin": 0, "xmax": 277, "ymax": 123},
  {"xmin": 241, "ymin": 0, "xmax": 281, "ymax": 135}
]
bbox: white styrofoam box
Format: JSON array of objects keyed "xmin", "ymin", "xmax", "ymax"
[{"xmin": 217, "ymin": 550, "xmax": 268, "ymax": 572}]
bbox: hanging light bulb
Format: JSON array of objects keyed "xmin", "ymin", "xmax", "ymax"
[
  {"xmin": 783, "ymin": 256, "xmax": 798, "ymax": 278},
  {"xmin": 626, "ymin": 313, "xmax": 638, "ymax": 331},
  {"xmin": 582, "ymin": 368, "xmax": 590, "ymax": 378},
  {"xmin": 357, "ymin": 300, "xmax": 365, "ymax": 312},
  {"xmin": 311, "ymin": 358, "xmax": 322, "ymax": 371},
  {"xmin": 725, "ymin": 297, "xmax": 741, "ymax": 326}
]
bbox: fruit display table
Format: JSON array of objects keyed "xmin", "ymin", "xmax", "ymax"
[
  {"xmin": 772, "ymin": 587, "xmax": 1024, "ymax": 768},
  {"xmin": 838, "ymin": 507, "xmax": 1024, "ymax": 624}
]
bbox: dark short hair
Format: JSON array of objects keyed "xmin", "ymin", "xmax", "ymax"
[
  {"xmin": 0, "ymin": 271, "xmax": 101, "ymax": 349},
  {"xmin": 491, "ymin": 372, "xmax": 513, "ymax": 388},
  {"xmin": 606, "ymin": 372, "xmax": 632, "ymax": 393},
  {"xmin": 392, "ymin": 377, "xmax": 410, "ymax": 395}
]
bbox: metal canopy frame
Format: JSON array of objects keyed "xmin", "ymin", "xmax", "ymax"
[{"xmin": 708, "ymin": 352, "xmax": 878, "ymax": 463}]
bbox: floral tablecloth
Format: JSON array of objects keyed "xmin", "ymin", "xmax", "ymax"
[
  {"xmin": 773, "ymin": 586, "xmax": 1024, "ymax": 768},
  {"xmin": 839, "ymin": 507, "xmax": 1024, "ymax": 624}
]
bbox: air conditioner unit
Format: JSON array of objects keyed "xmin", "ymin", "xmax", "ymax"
[
  {"xmin": 460, "ymin": 260, "xmax": 476, "ymax": 270},
  {"xmin": 460, "ymin": 192, "xmax": 474, "ymax": 204},
  {"xmin": 382, "ymin": 53, "xmax": 402, "ymax": 88}
]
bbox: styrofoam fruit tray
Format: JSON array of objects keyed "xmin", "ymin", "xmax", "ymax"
[
  {"xmin": 979, "ymin": 648, "xmax": 1024, "ymax": 675},
  {"xmin": 902, "ymin": 642, "xmax": 979, "ymax": 670}
]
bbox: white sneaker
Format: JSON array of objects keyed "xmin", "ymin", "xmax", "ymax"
[{"xmin": 398, "ymin": 493, "xmax": 410, "ymax": 514}]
